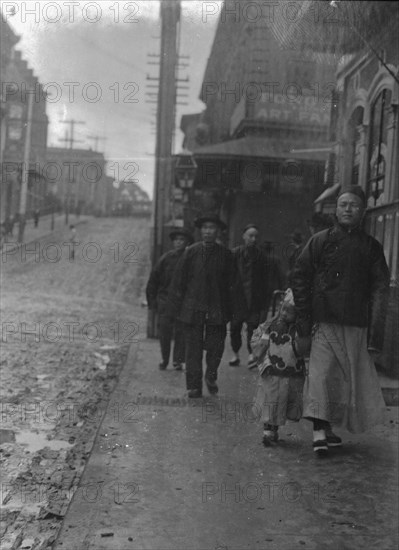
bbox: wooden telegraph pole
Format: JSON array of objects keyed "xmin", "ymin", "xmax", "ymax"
[
  {"xmin": 59, "ymin": 119, "xmax": 85, "ymax": 225},
  {"xmin": 17, "ymin": 91, "xmax": 34, "ymax": 243},
  {"xmin": 147, "ymin": 0, "xmax": 181, "ymax": 337}
]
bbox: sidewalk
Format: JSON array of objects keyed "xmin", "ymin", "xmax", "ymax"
[{"xmin": 54, "ymin": 337, "xmax": 398, "ymax": 550}]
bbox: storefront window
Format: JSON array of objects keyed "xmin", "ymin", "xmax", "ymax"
[
  {"xmin": 367, "ymin": 89, "xmax": 392, "ymax": 207},
  {"xmin": 392, "ymin": 212, "xmax": 399, "ymax": 282},
  {"xmin": 7, "ymin": 122, "xmax": 23, "ymax": 141},
  {"xmin": 383, "ymin": 213, "xmax": 394, "ymax": 272},
  {"xmin": 349, "ymin": 107, "xmax": 364, "ymax": 187},
  {"xmin": 9, "ymin": 104, "xmax": 23, "ymax": 119}
]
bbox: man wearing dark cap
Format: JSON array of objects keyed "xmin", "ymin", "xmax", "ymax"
[
  {"xmin": 146, "ymin": 228, "xmax": 194, "ymax": 370},
  {"xmin": 168, "ymin": 214, "xmax": 233, "ymax": 398},
  {"xmin": 229, "ymin": 224, "xmax": 270, "ymax": 369},
  {"xmin": 292, "ymin": 185, "xmax": 390, "ymax": 455}
]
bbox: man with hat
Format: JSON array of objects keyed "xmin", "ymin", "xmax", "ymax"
[
  {"xmin": 229, "ymin": 223, "xmax": 270, "ymax": 369},
  {"xmin": 168, "ymin": 213, "xmax": 233, "ymax": 397},
  {"xmin": 146, "ymin": 228, "xmax": 194, "ymax": 370},
  {"xmin": 292, "ymin": 185, "xmax": 390, "ymax": 455}
]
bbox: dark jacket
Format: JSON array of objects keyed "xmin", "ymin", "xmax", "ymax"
[
  {"xmin": 231, "ymin": 245, "xmax": 270, "ymax": 321},
  {"xmin": 146, "ymin": 248, "xmax": 185, "ymax": 316},
  {"xmin": 292, "ymin": 223, "xmax": 390, "ymax": 351},
  {"xmin": 168, "ymin": 241, "xmax": 233, "ymax": 325}
]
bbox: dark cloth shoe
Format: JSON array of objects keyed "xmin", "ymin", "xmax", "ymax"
[
  {"xmin": 173, "ymin": 362, "xmax": 183, "ymax": 371},
  {"xmin": 205, "ymin": 377, "xmax": 219, "ymax": 395},
  {"xmin": 187, "ymin": 389, "xmax": 202, "ymax": 398},
  {"xmin": 159, "ymin": 362, "xmax": 167, "ymax": 370},
  {"xmin": 326, "ymin": 432, "xmax": 342, "ymax": 447},
  {"xmin": 313, "ymin": 439, "xmax": 328, "ymax": 455},
  {"xmin": 262, "ymin": 429, "xmax": 278, "ymax": 446}
]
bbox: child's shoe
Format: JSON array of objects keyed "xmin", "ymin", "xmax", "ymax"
[{"xmin": 262, "ymin": 425, "xmax": 278, "ymax": 446}]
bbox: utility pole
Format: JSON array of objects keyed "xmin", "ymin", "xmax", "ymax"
[
  {"xmin": 58, "ymin": 119, "xmax": 85, "ymax": 224},
  {"xmin": 147, "ymin": 0, "xmax": 181, "ymax": 338},
  {"xmin": 17, "ymin": 91, "xmax": 34, "ymax": 243},
  {"xmin": 59, "ymin": 119, "xmax": 85, "ymax": 149},
  {"xmin": 87, "ymin": 134, "xmax": 107, "ymax": 152}
]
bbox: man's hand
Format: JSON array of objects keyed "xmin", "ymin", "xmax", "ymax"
[{"xmin": 295, "ymin": 335, "xmax": 311, "ymax": 357}]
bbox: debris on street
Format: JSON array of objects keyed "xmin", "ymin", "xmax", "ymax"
[{"xmin": 0, "ymin": 217, "xmax": 150, "ymax": 548}]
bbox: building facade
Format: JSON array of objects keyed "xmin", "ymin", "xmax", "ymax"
[
  {"xmin": 1, "ymin": 16, "xmax": 49, "ymax": 225},
  {"xmin": 45, "ymin": 147, "xmax": 114, "ymax": 217},
  {"xmin": 180, "ymin": 0, "xmax": 337, "ymax": 266},
  {"xmin": 273, "ymin": 0, "xmax": 399, "ymax": 374}
]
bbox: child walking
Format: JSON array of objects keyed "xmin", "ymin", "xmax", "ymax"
[
  {"xmin": 251, "ymin": 289, "xmax": 306, "ymax": 446},
  {"xmin": 69, "ymin": 225, "xmax": 78, "ymax": 261}
]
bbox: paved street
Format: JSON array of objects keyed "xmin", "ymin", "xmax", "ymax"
[
  {"xmin": 1, "ymin": 217, "xmax": 398, "ymax": 550},
  {"xmin": 54, "ymin": 337, "xmax": 399, "ymax": 550},
  {"xmin": 1, "ymin": 216, "xmax": 150, "ymax": 548}
]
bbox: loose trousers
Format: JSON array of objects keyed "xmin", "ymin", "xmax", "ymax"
[
  {"xmin": 184, "ymin": 322, "xmax": 227, "ymax": 391},
  {"xmin": 230, "ymin": 314, "xmax": 260, "ymax": 354},
  {"xmin": 158, "ymin": 315, "xmax": 185, "ymax": 366}
]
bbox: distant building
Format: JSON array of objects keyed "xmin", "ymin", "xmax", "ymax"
[
  {"xmin": 180, "ymin": 0, "xmax": 337, "ymax": 259},
  {"xmin": 112, "ymin": 180, "xmax": 151, "ymax": 216},
  {"xmin": 1, "ymin": 16, "xmax": 49, "ymax": 223},
  {"xmin": 45, "ymin": 147, "xmax": 114, "ymax": 216},
  {"xmin": 180, "ymin": 113, "xmax": 209, "ymax": 151}
]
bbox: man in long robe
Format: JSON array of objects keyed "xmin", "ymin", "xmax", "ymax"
[{"xmin": 292, "ymin": 186, "xmax": 390, "ymax": 454}]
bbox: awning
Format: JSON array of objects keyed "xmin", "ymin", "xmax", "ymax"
[
  {"xmin": 273, "ymin": 1, "xmax": 398, "ymax": 56},
  {"xmin": 193, "ymin": 135, "xmax": 329, "ymax": 162},
  {"xmin": 314, "ymin": 183, "xmax": 341, "ymax": 204}
]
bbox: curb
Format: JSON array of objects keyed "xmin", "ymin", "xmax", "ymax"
[{"xmin": 52, "ymin": 341, "xmax": 139, "ymax": 550}]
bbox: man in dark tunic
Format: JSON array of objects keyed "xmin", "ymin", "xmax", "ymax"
[
  {"xmin": 292, "ymin": 185, "xmax": 390, "ymax": 455},
  {"xmin": 146, "ymin": 228, "xmax": 193, "ymax": 370},
  {"xmin": 229, "ymin": 224, "xmax": 270, "ymax": 369},
  {"xmin": 169, "ymin": 214, "xmax": 232, "ymax": 398}
]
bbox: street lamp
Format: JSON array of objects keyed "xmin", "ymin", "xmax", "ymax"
[{"xmin": 174, "ymin": 150, "xmax": 197, "ymax": 203}]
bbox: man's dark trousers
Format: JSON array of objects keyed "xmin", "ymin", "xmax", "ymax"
[
  {"xmin": 230, "ymin": 318, "xmax": 258, "ymax": 354},
  {"xmin": 158, "ymin": 315, "xmax": 185, "ymax": 366},
  {"xmin": 184, "ymin": 322, "xmax": 226, "ymax": 391}
]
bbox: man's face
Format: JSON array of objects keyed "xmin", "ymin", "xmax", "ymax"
[
  {"xmin": 172, "ymin": 235, "xmax": 187, "ymax": 250},
  {"xmin": 201, "ymin": 222, "xmax": 218, "ymax": 243},
  {"xmin": 243, "ymin": 227, "xmax": 258, "ymax": 247},
  {"xmin": 336, "ymin": 193, "xmax": 365, "ymax": 228}
]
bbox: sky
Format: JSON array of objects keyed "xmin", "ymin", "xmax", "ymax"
[{"xmin": 1, "ymin": 0, "xmax": 223, "ymax": 197}]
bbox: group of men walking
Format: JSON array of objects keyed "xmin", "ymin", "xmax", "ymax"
[
  {"xmin": 146, "ymin": 213, "xmax": 273, "ymax": 398},
  {"xmin": 146, "ymin": 185, "xmax": 390, "ymax": 452}
]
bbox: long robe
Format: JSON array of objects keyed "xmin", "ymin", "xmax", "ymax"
[{"xmin": 303, "ymin": 323, "xmax": 386, "ymax": 433}]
